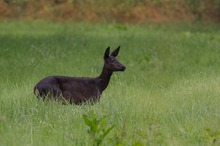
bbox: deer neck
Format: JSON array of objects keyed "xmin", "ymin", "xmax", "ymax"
[{"xmin": 98, "ymin": 65, "xmax": 113, "ymax": 92}]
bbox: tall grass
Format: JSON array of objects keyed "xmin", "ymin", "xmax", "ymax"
[{"xmin": 0, "ymin": 21, "xmax": 220, "ymax": 145}]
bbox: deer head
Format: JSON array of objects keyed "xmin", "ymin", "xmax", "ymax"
[{"xmin": 104, "ymin": 46, "xmax": 126, "ymax": 71}]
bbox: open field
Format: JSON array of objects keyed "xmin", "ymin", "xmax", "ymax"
[{"xmin": 0, "ymin": 21, "xmax": 220, "ymax": 145}]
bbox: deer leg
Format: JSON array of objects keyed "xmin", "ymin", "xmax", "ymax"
[
  {"xmin": 34, "ymin": 84, "xmax": 63, "ymax": 101},
  {"xmin": 62, "ymin": 91, "xmax": 87, "ymax": 104},
  {"xmin": 50, "ymin": 86, "xmax": 63, "ymax": 100}
]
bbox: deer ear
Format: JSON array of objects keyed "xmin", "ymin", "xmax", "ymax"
[
  {"xmin": 111, "ymin": 46, "xmax": 120, "ymax": 57},
  {"xmin": 104, "ymin": 47, "xmax": 110, "ymax": 59}
]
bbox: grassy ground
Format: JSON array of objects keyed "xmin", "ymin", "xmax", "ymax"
[{"xmin": 0, "ymin": 21, "xmax": 220, "ymax": 146}]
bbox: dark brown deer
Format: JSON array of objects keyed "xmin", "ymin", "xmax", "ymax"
[{"xmin": 34, "ymin": 46, "xmax": 126, "ymax": 104}]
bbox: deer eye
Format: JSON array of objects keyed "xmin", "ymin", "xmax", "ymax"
[{"xmin": 109, "ymin": 58, "xmax": 114, "ymax": 62}]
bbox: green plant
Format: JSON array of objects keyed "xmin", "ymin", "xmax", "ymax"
[
  {"xmin": 203, "ymin": 128, "xmax": 220, "ymax": 144},
  {"xmin": 82, "ymin": 110, "xmax": 115, "ymax": 146}
]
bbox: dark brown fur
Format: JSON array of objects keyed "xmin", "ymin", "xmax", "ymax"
[{"xmin": 34, "ymin": 46, "xmax": 126, "ymax": 104}]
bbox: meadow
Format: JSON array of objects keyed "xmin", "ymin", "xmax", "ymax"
[{"xmin": 0, "ymin": 21, "xmax": 220, "ymax": 146}]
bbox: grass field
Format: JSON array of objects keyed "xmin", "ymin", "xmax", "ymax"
[{"xmin": 0, "ymin": 21, "xmax": 220, "ymax": 146}]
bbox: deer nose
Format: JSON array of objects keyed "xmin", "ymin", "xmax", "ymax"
[{"xmin": 121, "ymin": 66, "xmax": 126, "ymax": 71}]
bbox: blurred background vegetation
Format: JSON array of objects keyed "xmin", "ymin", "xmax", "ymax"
[{"xmin": 1, "ymin": 0, "xmax": 220, "ymax": 23}]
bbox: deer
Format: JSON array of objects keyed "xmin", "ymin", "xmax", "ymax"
[{"xmin": 34, "ymin": 46, "xmax": 126, "ymax": 104}]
